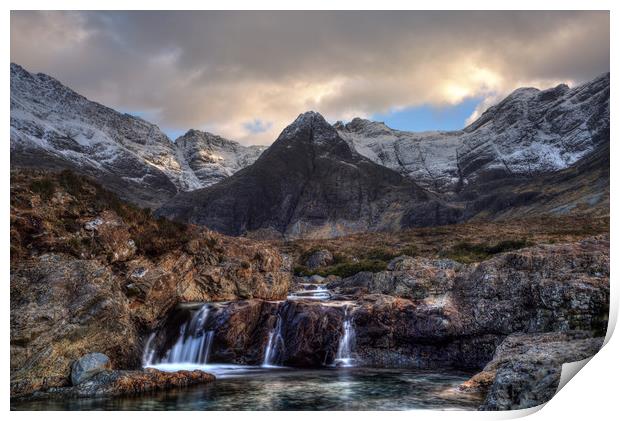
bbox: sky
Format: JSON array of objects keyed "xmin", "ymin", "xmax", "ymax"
[{"xmin": 10, "ymin": 11, "xmax": 610, "ymax": 145}]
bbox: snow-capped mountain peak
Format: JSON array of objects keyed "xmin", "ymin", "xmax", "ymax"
[
  {"xmin": 10, "ymin": 63, "xmax": 265, "ymax": 206},
  {"xmin": 337, "ymin": 73, "xmax": 609, "ymax": 194}
]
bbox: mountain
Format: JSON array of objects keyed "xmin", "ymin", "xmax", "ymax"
[
  {"xmin": 336, "ymin": 73, "xmax": 609, "ymax": 195},
  {"xmin": 159, "ymin": 73, "xmax": 609, "ymax": 238},
  {"xmin": 11, "ymin": 62, "xmax": 608, "ymax": 236},
  {"xmin": 175, "ymin": 130, "xmax": 266, "ymax": 187},
  {"xmin": 10, "ymin": 63, "xmax": 263, "ymax": 207},
  {"xmin": 157, "ymin": 111, "xmax": 461, "ymax": 238}
]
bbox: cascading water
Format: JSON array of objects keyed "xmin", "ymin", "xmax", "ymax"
[
  {"xmin": 143, "ymin": 304, "xmax": 215, "ymax": 366},
  {"xmin": 262, "ymin": 313, "xmax": 285, "ymax": 367},
  {"xmin": 142, "ymin": 332, "xmax": 156, "ymax": 366},
  {"xmin": 287, "ymin": 283, "xmax": 331, "ymax": 300},
  {"xmin": 334, "ymin": 306, "xmax": 356, "ymax": 367}
]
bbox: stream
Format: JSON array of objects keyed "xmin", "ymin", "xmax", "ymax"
[
  {"xmin": 12, "ymin": 365, "xmax": 482, "ymax": 410},
  {"xmin": 12, "ymin": 279, "xmax": 484, "ymax": 411}
]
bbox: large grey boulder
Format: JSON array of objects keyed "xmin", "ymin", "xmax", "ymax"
[
  {"xmin": 71, "ymin": 353, "xmax": 111, "ymax": 385},
  {"xmin": 461, "ymin": 332, "xmax": 605, "ymax": 410}
]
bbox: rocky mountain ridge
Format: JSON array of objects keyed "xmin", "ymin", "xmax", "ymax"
[
  {"xmin": 10, "ymin": 63, "xmax": 264, "ymax": 207},
  {"xmin": 157, "ymin": 111, "xmax": 462, "ymax": 238},
  {"xmin": 336, "ymin": 73, "xmax": 609, "ymax": 195},
  {"xmin": 11, "ymin": 63, "xmax": 610, "ymax": 237}
]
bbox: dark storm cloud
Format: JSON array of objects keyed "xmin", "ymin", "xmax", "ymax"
[{"xmin": 10, "ymin": 10, "xmax": 609, "ymax": 144}]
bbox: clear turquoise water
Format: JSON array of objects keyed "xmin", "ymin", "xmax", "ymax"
[{"xmin": 11, "ymin": 366, "xmax": 483, "ymax": 411}]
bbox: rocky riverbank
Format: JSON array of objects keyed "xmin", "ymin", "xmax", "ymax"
[
  {"xmin": 10, "ymin": 170, "xmax": 290, "ymax": 397},
  {"xmin": 19, "ymin": 367, "xmax": 215, "ymax": 401},
  {"xmin": 10, "ymin": 170, "xmax": 609, "ymax": 410}
]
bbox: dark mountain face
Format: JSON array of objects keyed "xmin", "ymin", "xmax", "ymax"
[{"xmin": 157, "ymin": 112, "xmax": 461, "ymax": 238}]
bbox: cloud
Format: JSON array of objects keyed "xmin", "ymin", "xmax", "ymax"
[{"xmin": 10, "ymin": 11, "xmax": 609, "ymax": 145}]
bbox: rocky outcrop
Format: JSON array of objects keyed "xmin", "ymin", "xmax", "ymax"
[
  {"xmin": 451, "ymin": 236, "xmax": 610, "ymax": 336},
  {"xmin": 10, "ymin": 170, "xmax": 291, "ymax": 397},
  {"xmin": 327, "ymin": 256, "xmax": 462, "ymax": 298},
  {"xmin": 350, "ymin": 237, "xmax": 608, "ymax": 368},
  {"xmin": 25, "ymin": 368, "xmax": 214, "ymax": 400},
  {"xmin": 147, "ymin": 236, "xmax": 608, "ymax": 376},
  {"xmin": 461, "ymin": 332, "xmax": 604, "ymax": 410},
  {"xmin": 71, "ymin": 353, "xmax": 112, "ymax": 385},
  {"xmin": 157, "ymin": 111, "xmax": 461, "ymax": 238}
]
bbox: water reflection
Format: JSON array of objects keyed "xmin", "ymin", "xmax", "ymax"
[{"xmin": 11, "ymin": 368, "xmax": 483, "ymax": 411}]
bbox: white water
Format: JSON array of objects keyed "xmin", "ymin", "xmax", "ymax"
[
  {"xmin": 334, "ymin": 306, "xmax": 356, "ymax": 367},
  {"xmin": 287, "ymin": 284, "xmax": 331, "ymax": 300},
  {"xmin": 142, "ymin": 332, "xmax": 156, "ymax": 366},
  {"xmin": 143, "ymin": 304, "xmax": 215, "ymax": 366},
  {"xmin": 262, "ymin": 314, "xmax": 285, "ymax": 367},
  {"xmin": 146, "ymin": 363, "xmax": 264, "ymax": 378}
]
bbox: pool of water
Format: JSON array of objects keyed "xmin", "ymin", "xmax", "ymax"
[{"xmin": 11, "ymin": 366, "xmax": 483, "ymax": 411}]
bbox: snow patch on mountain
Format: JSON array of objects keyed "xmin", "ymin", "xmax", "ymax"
[
  {"xmin": 10, "ymin": 63, "xmax": 264, "ymax": 204},
  {"xmin": 336, "ymin": 73, "xmax": 609, "ymax": 193}
]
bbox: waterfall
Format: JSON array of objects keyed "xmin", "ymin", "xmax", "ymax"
[
  {"xmin": 144, "ymin": 304, "xmax": 215, "ymax": 366},
  {"xmin": 262, "ymin": 313, "xmax": 285, "ymax": 367},
  {"xmin": 334, "ymin": 306, "xmax": 355, "ymax": 367},
  {"xmin": 142, "ymin": 332, "xmax": 156, "ymax": 366}
]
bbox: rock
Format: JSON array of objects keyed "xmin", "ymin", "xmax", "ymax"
[
  {"xmin": 462, "ymin": 332, "xmax": 604, "ymax": 410},
  {"xmin": 10, "ymin": 170, "xmax": 292, "ymax": 397},
  {"xmin": 71, "ymin": 353, "xmax": 111, "ymax": 385},
  {"xmin": 83, "ymin": 218, "xmax": 103, "ymax": 231},
  {"xmin": 276, "ymin": 301, "xmax": 344, "ymax": 367},
  {"xmin": 329, "ymin": 256, "xmax": 460, "ymax": 298},
  {"xmin": 452, "ymin": 236, "xmax": 610, "ymax": 335},
  {"xmin": 305, "ymin": 249, "xmax": 333, "ymax": 270},
  {"xmin": 10, "ymin": 254, "xmax": 138, "ymax": 397},
  {"xmin": 386, "ymin": 255, "xmax": 417, "ymax": 271},
  {"xmin": 309, "ymin": 274, "xmax": 326, "ymax": 284},
  {"xmin": 325, "ymin": 274, "xmax": 341, "ymax": 283},
  {"xmin": 28, "ymin": 369, "xmax": 215, "ymax": 399}
]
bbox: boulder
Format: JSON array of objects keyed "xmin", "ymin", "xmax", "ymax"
[
  {"xmin": 28, "ymin": 369, "xmax": 215, "ymax": 399},
  {"xmin": 461, "ymin": 332, "xmax": 604, "ymax": 410},
  {"xmin": 71, "ymin": 353, "xmax": 111, "ymax": 385},
  {"xmin": 305, "ymin": 249, "xmax": 334, "ymax": 270},
  {"xmin": 309, "ymin": 274, "xmax": 326, "ymax": 283}
]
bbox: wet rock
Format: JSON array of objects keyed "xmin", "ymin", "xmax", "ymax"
[
  {"xmin": 28, "ymin": 368, "xmax": 214, "ymax": 399},
  {"xmin": 305, "ymin": 249, "xmax": 333, "ymax": 270},
  {"xmin": 209, "ymin": 300, "xmax": 277, "ymax": 365},
  {"xmin": 461, "ymin": 332, "xmax": 604, "ymax": 410},
  {"xmin": 71, "ymin": 353, "xmax": 111, "ymax": 385},
  {"xmin": 278, "ymin": 301, "xmax": 344, "ymax": 366}
]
